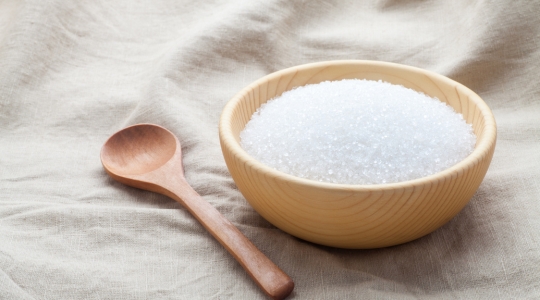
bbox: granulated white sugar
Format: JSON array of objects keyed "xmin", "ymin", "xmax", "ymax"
[{"xmin": 240, "ymin": 79, "xmax": 476, "ymax": 185}]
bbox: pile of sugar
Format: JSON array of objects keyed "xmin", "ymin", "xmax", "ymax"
[{"xmin": 240, "ymin": 79, "xmax": 476, "ymax": 185}]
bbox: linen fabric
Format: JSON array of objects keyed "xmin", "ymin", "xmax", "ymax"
[{"xmin": 1, "ymin": 0, "xmax": 539, "ymax": 299}]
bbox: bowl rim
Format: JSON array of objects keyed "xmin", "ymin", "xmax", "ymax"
[{"xmin": 219, "ymin": 60, "xmax": 497, "ymax": 191}]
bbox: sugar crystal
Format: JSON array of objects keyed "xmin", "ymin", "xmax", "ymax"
[{"xmin": 240, "ymin": 79, "xmax": 476, "ymax": 185}]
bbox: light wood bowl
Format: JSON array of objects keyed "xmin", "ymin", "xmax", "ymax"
[{"xmin": 219, "ymin": 60, "xmax": 496, "ymax": 249}]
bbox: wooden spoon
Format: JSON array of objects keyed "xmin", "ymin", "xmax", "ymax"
[{"xmin": 100, "ymin": 123, "xmax": 294, "ymax": 300}]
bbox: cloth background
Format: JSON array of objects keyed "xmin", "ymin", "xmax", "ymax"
[{"xmin": 1, "ymin": 0, "xmax": 539, "ymax": 299}]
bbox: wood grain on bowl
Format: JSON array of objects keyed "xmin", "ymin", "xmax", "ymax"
[{"xmin": 219, "ymin": 60, "xmax": 496, "ymax": 249}]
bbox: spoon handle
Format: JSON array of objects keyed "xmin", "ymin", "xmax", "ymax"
[{"xmin": 168, "ymin": 180, "xmax": 294, "ymax": 300}]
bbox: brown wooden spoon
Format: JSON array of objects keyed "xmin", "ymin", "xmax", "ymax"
[{"xmin": 100, "ymin": 123, "xmax": 294, "ymax": 300}]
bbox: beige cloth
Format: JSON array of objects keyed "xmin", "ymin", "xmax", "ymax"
[{"xmin": 1, "ymin": 0, "xmax": 539, "ymax": 299}]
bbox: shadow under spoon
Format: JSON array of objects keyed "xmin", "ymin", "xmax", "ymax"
[{"xmin": 100, "ymin": 123, "xmax": 294, "ymax": 300}]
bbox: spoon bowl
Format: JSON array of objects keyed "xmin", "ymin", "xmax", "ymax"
[
  {"xmin": 101, "ymin": 123, "xmax": 294, "ymax": 300},
  {"xmin": 101, "ymin": 124, "xmax": 177, "ymax": 176}
]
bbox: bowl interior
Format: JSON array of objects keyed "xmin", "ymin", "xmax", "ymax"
[{"xmin": 227, "ymin": 61, "xmax": 493, "ymax": 158}]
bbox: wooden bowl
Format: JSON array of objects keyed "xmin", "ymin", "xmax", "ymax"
[{"xmin": 219, "ymin": 60, "xmax": 496, "ymax": 249}]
